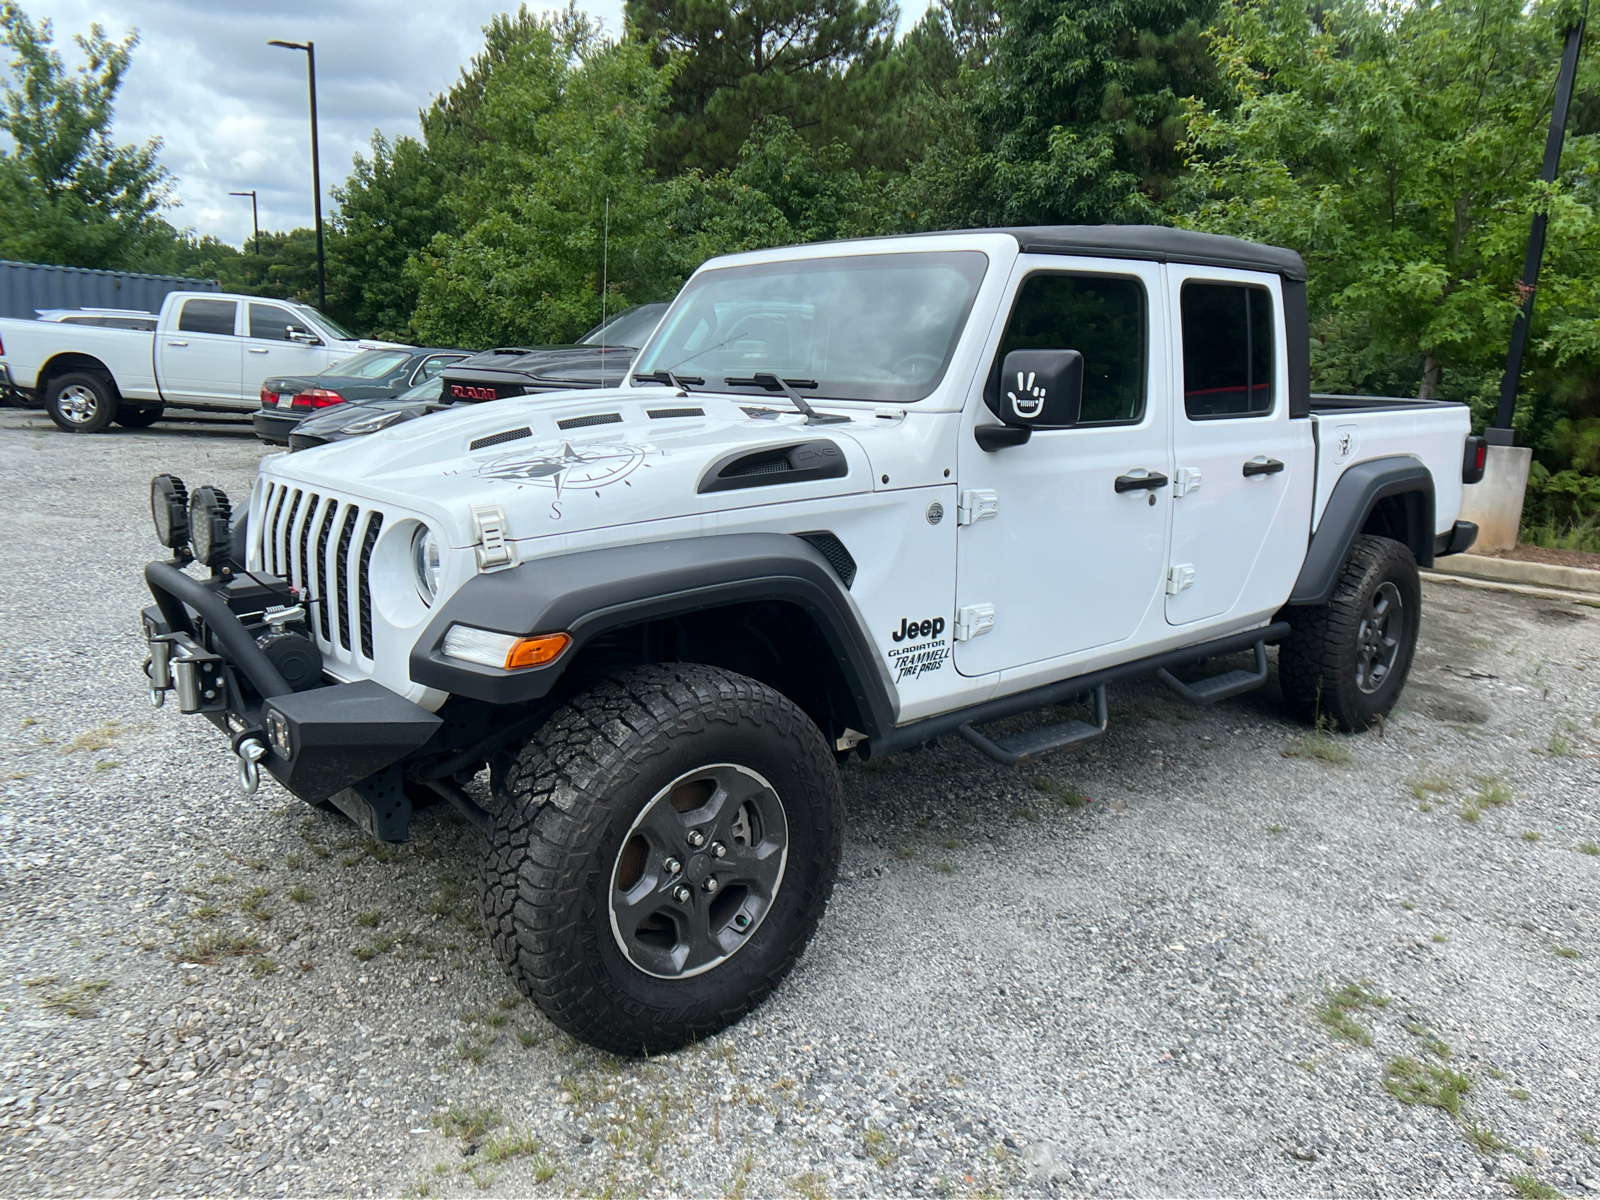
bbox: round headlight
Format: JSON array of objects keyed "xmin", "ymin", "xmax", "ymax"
[
  {"xmin": 412, "ymin": 526, "xmax": 443, "ymax": 605},
  {"xmin": 187, "ymin": 486, "xmax": 233, "ymax": 568},
  {"xmin": 151, "ymin": 474, "xmax": 189, "ymax": 549}
]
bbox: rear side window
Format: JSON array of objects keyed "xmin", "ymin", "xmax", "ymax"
[
  {"xmin": 1180, "ymin": 283, "xmax": 1274, "ymax": 418},
  {"xmin": 249, "ymin": 304, "xmax": 299, "ymax": 341},
  {"xmin": 412, "ymin": 354, "xmax": 464, "ymax": 384},
  {"xmin": 178, "ymin": 299, "xmax": 237, "ymax": 337},
  {"xmin": 992, "ymin": 274, "xmax": 1147, "ymax": 424}
]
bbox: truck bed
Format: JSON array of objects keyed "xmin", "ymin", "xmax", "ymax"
[{"xmin": 1308, "ymin": 397, "xmax": 1471, "ymax": 538}]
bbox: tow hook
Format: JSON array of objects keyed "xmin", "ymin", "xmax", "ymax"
[{"xmin": 236, "ymin": 738, "xmax": 268, "ymax": 796}]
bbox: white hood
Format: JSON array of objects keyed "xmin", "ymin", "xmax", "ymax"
[{"xmin": 259, "ymin": 385, "xmax": 875, "ymax": 549}]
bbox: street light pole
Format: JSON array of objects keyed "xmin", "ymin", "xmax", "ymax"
[
  {"xmin": 268, "ymin": 39, "xmax": 325, "ymax": 311},
  {"xmin": 228, "ymin": 190, "xmax": 260, "ymax": 256},
  {"xmin": 1489, "ymin": 10, "xmax": 1589, "ymax": 445}
]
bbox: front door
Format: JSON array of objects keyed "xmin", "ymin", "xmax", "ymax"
[
  {"xmin": 954, "ymin": 258, "xmax": 1172, "ymax": 677},
  {"xmin": 1165, "ymin": 268, "xmax": 1313, "ymax": 626},
  {"xmin": 159, "ymin": 297, "xmax": 242, "ymax": 405},
  {"xmin": 244, "ymin": 303, "xmax": 333, "ymax": 403}
]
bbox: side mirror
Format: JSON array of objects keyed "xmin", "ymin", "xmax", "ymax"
[
  {"xmin": 286, "ymin": 326, "xmax": 321, "ymax": 346},
  {"xmin": 998, "ymin": 349, "xmax": 1084, "ymax": 428}
]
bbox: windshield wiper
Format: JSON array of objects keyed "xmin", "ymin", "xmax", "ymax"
[
  {"xmin": 633, "ymin": 370, "xmax": 703, "ymax": 393},
  {"xmin": 728, "ymin": 374, "xmax": 850, "ymax": 425}
]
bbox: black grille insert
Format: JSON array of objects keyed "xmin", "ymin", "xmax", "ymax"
[
  {"xmin": 315, "ymin": 504, "xmax": 336, "ymax": 642},
  {"xmin": 358, "ymin": 512, "xmax": 383, "ymax": 658},
  {"xmin": 557, "ymin": 413, "xmax": 622, "ymax": 430},
  {"xmin": 298, "ymin": 494, "xmax": 320, "ymax": 594},
  {"xmin": 334, "ymin": 506, "xmax": 359, "ymax": 651},
  {"xmin": 470, "ymin": 426, "xmax": 531, "ymax": 451},
  {"xmin": 647, "ymin": 407, "xmax": 705, "ymax": 419}
]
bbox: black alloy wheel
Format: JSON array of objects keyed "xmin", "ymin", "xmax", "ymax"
[
  {"xmin": 1354, "ymin": 581, "xmax": 1404, "ymax": 694},
  {"xmin": 609, "ymin": 762, "xmax": 789, "ymax": 979}
]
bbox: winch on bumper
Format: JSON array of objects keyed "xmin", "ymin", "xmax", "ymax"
[{"xmin": 141, "ymin": 475, "xmax": 442, "ymax": 840}]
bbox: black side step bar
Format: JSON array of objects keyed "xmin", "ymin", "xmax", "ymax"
[
  {"xmin": 1157, "ymin": 640, "xmax": 1269, "ymax": 705},
  {"xmin": 863, "ymin": 621, "xmax": 1290, "ymax": 760},
  {"xmin": 959, "ymin": 685, "xmax": 1107, "ymax": 766}
]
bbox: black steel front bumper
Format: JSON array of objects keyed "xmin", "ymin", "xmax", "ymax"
[{"xmin": 142, "ymin": 560, "xmax": 442, "ymax": 838}]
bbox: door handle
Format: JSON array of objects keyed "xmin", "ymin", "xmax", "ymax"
[
  {"xmin": 1242, "ymin": 458, "xmax": 1285, "ymax": 477},
  {"xmin": 166, "ymin": 340, "xmax": 188, "ymax": 347},
  {"xmin": 1114, "ymin": 470, "xmax": 1169, "ymax": 493},
  {"xmin": 248, "ymin": 347, "xmax": 268, "ymax": 354}
]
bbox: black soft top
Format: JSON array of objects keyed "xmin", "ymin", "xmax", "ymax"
[{"xmin": 995, "ymin": 225, "xmax": 1307, "ymax": 282}]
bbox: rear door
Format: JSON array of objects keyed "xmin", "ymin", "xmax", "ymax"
[
  {"xmin": 158, "ymin": 298, "xmax": 242, "ymax": 405},
  {"xmin": 954, "ymin": 257, "xmax": 1173, "ymax": 676},
  {"xmin": 1164, "ymin": 268, "xmax": 1314, "ymax": 626},
  {"xmin": 244, "ymin": 302, "xmax": 333, "ymax": 401}
]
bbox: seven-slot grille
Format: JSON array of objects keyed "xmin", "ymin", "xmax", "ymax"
[{"xmin": 257, "ymin": 482, "xmax": 387, "ymax": 660}]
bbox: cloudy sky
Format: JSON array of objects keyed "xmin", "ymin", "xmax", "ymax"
[{"xmin": 5, "ymin": 0, "xmax": 627, "ymax": 247}]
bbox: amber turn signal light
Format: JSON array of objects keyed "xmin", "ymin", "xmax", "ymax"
[{"xmin": 504, "ymin": 632, "xmax": 571, "ymax": 669}]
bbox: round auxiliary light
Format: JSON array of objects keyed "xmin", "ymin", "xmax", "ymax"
[
  {"xmin": 151, "ymin": 474, "xmax": 189, "ymax": 550},
  {"xmin": 188, "ymin": 485, "xmax": 233, "ymax": 568}
]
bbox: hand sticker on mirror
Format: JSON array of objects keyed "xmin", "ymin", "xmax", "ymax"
[{"xmin": 1007, "ymin": 371, "xmax": 1047, "ymax": 419}]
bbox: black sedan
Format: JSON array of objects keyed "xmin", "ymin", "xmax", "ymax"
[
  {"xmin": 288, "ymin": 304, "xmax": 668, "ymax": 451},
  {"xmin": 439, "ymin": 303, "xmax": 668, "ymax": 404},
  {"xmin": 251, "ymin": 346, "xmax": 470, "ymax": 446}
]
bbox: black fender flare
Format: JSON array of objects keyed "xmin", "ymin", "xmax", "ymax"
[
  {"xmin": 408, "ymin": 533, "xmax": 899, "ymax": 737},
  {"xmin": 1289, "ymin": 455, "xmax": 1434, "ymax": 606}
]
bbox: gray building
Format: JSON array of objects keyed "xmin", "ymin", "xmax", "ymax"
[{"xmin": 0, "ymin": 259, "xmax": 219, "ymax": 321}]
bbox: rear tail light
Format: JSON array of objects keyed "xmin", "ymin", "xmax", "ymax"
[
  {"xmin": 1462, "ymin": 436, "xmax": 1488, "ymax": 485},
  {"xmin": 291, "ymin": 389, "xmax": 345, "ymax": 410},
  {"xmin": 260, "ymin": 385, "xmax": 275, "ymax": 407}
]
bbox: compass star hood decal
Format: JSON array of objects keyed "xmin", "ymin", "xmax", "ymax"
[{"xmin": 258, "ymin": 387, "xmax": 873, "ymax": 548}]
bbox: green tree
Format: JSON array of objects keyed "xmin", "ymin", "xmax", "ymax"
[
  {"xmin": 910, "ymin": 0, "xmax": 1226, "ymax": 228},
  {"xmin": 0, "ymin": 2, "xmax": 175, "ymax": 269},
  {"xmin": 626, "ymin": 0, "xmax": 898, "ymax": 174},
  {"xmin": 328, "ymin": 134, "xmax": 453, "ymax": 340},
  {"xmin": 407, "ymin": 12, "xmax": 694, "ymax": 347},
  {"xmin": 1179, "ymin": 0, "xmax": 1600, "ymax": 419}
]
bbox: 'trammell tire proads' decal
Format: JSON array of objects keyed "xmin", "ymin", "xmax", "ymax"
[{"xmin": 887, "ymin": 616, "xmax": 949, "ymax": 683}]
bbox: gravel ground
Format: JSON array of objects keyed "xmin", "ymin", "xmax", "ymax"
[{"xmin": 1, "ymin": 405, "xmax": 1597, "ymax": 1199}]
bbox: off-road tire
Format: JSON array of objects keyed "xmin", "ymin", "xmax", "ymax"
[
  {"xmin": 45, "ymin": 371, "xmax": 118, "ymax": 433},
  {"xmin": 1279, "ymin": 534, "xmax": 1420, "ymax": 730},
  {"xmin": 115, "ymin": 404, "xmax": 164, "ymax": 428},
  {"xmin": 481, "ymin": 664, "xmax": 843, "ymax": 1055}
]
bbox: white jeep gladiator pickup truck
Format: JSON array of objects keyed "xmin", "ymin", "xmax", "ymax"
[
  {"xmin": 136, "ymin": 226, "xmax": 1486, "ymax": 1054},
  {"xmin": 0, "ymin": 291, "xmax": 398, "ymax": 432}
]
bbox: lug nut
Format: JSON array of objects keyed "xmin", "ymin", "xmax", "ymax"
[
  {"xmin": 702, "ymin": 877, "xmax": 719, "ymax": 894},
  {"xmin": 673, "ymin": 885, "xmax": 691, "ymax": 903},
  {"xmin": 687, "ymin": 830, "xmax": 706, "ymax": 848},
  {"xmin": 663, "ymin": 857, "xmax": 682, "ymax": 875},
  {"xmin": 710, "ymin": 842, "xmax": 727, "ymax": 858}
]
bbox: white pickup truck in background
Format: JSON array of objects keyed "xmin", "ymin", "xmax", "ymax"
[{"xmin": 0, "ymin": 292, "xmax": 403, "ymax": 432}]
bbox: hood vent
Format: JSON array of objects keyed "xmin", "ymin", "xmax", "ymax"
[
  {"xmin": 558, "ymin": 412, "xmax": 622, "ymax": 430},
  {"xmin": 470, "ymin": 426, "xmax": 531, "ymax": 451},
  {"xmin": 647, "ymin": 407, "xmax": 705, "ymax": 419},
  {"xmin": 698, "ymin": 440, "xmax": 848, "ymax": 493}
]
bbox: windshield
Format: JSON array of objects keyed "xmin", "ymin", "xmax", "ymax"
[
  {"xmin": 324, "ymin": 350, "xmax": 410, "ymax": 379},
  {"xmin": 580, "ymin": 303, "xmax": 668, "ymax": 349},
  {"xmin": 631, "ymin": 252, "xmax": 987, "ymax": 402},
  {"xmin": 294, "ymin": 305, "xmax": 357, "ymax": 342}
]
